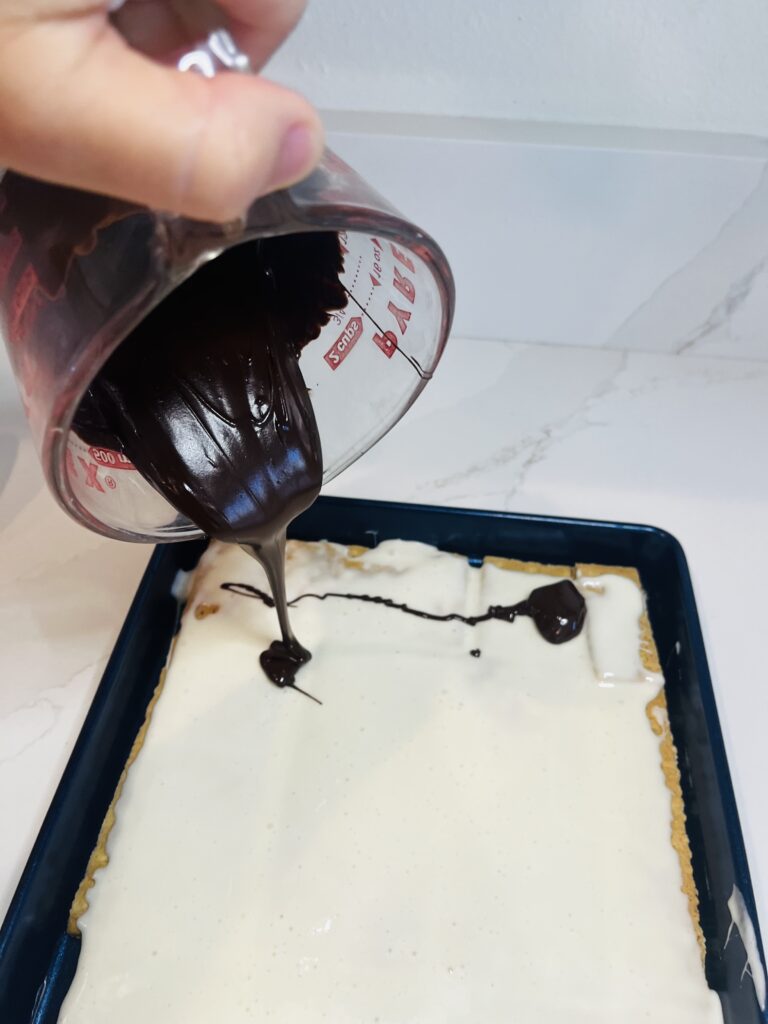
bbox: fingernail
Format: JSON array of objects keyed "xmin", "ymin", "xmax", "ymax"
[{"xmin": 270, "ymin": 123, "xmax": 317, "ymax": 191}]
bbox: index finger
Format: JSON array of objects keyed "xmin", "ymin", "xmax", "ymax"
[{"xmin": 214, "ymin": 0, "xmax": 307, "ymax": 69}]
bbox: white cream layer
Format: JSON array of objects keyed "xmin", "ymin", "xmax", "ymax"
[
  {"xmin": 577, "ymin": 572, "xmax": 663, "ymax": 684},
  {"xmin": 61, "ymin": 540, "xmax": 722, "ymax": 1024}
]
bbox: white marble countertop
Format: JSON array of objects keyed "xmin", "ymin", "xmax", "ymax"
[{"xmin": 1, "ymin": 126, "xmax": 767, "ymax": 1000}]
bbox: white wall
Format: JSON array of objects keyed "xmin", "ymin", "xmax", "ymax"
[{"xmin": 266, "ymin": 0, "xmax": 768, "ymax": 138}]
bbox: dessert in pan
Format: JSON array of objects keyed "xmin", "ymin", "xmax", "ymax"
[
  {"xmin": 60, "ymin": 538, "xmax": 723, "ymax": 1023},
  {"xmin": 9, "ymin": 172, "xmax": 728, "ymax": 1022}
]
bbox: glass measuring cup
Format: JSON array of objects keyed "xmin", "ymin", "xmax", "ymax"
[{"xmin": 0, "ymin": 32, "xmax": 454, "ymax": 543}]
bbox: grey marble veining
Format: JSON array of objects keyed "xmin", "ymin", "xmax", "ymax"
[
  {"xmin": 330, "ymin": 130, "xmax": 768, "ymax": 359},
  {"xmin": 606, "ymin": 162, "xmax": 768, "ymax": 359}
]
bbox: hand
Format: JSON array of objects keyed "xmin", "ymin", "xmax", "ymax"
[{"xmin": 0, "ymin": 0, "xmax": 322, "ymax": 221}]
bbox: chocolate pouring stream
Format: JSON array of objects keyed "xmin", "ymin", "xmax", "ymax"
[{"xmin": 74, "ymin": 233, "xmax": 347, "ymax": 696}]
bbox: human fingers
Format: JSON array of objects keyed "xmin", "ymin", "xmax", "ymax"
[
  {"xmin": 112, "ymin": 0, "xmax": 307, "ymax": 70},
  {"xmin": 0, "ymin": 17, "xmax": 322, "ymax": 220},
  {"xmin": 215, "ymin": 0, "xmax": 307, "ymax": 69}
]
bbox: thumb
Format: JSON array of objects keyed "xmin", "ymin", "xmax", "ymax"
[{"xmin": 0, "ymin": 21, "xmax": 323, "ymax": 221}]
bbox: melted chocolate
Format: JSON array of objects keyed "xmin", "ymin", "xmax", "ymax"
[
  {"xmin": 260, "ymin": 641, "xmax": 320, "ymax": 702},
  {"xmin": 248, "ymin": 533, "xmax": 317, "ymax": 701},
  {"xmin": 221, "ymin": 576, "xmax": 586, "ymax": 646},
  {"xmin": 74, "ymin": 233, "xmax": 346, "ymax": 691},
  {"xmin": 0, "ymin": 171, "xmax": 139, "ymax": 298}
]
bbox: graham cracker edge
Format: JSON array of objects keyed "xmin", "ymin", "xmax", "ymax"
[
  {"xmin": 576, "ymin": 562, "xmax": 704, "ymax": 962},
  {"xmin": 67, "ymin": 661, "xmax": 170, "ymax": 935}
]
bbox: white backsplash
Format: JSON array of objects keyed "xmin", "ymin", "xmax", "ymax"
[
  {"xmin": 267, "ymin": 1, "xmax": 768, "ymax": 139},
  {"xmin": 328, "ymin": 123, "xmax": 768, "ymax": 361}
]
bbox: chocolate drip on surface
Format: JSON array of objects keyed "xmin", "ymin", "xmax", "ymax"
[
  {"xmin": 74, "ymin": 233, "xmax": 346, "ymax": 690},
  {"xmin": 221, "ymin": 577, "xmax": 586, "ymax": 646},
  {"xmin": 244, "ymin": 535, "xmax": 318, "ymax": 702}
]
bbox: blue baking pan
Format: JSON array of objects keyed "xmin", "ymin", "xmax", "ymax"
[{"xmin": 1, "ymin": 497, "xmax": 765, "ymax": 1023}]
